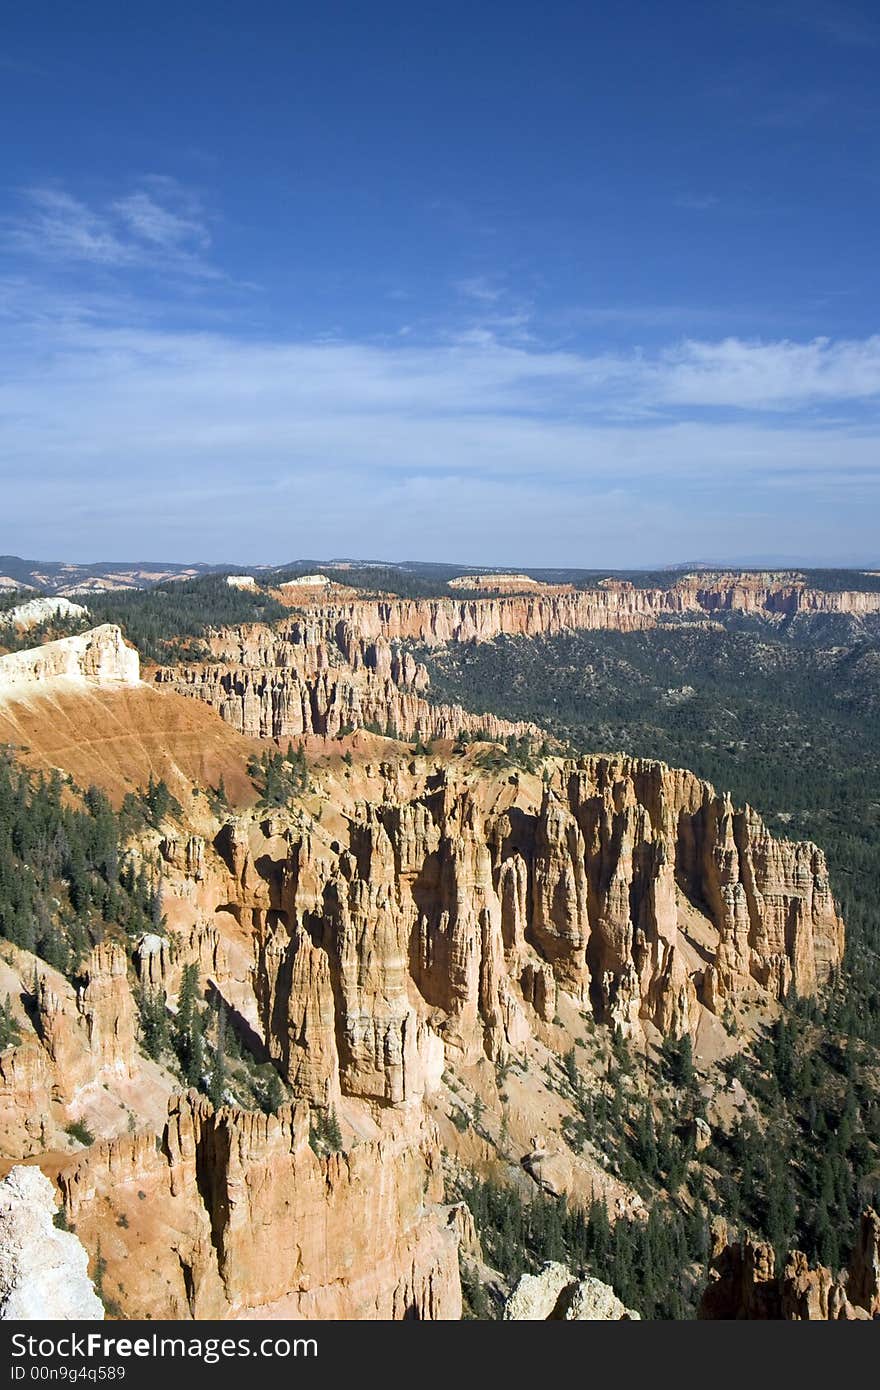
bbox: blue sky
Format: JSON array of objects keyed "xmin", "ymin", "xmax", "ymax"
[{"xmin": 1, "ymin": 0, "xmax": 879, "ymax": 566}]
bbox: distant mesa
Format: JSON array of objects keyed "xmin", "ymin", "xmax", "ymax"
[
  {"xmin": 4, "ymin": 596, "xmax": 88, "ymax": 630},
  {"xmin": 448, "ymin": 572, "xmax": 570, "ymax": 594},
  {"xmin": 276, "ymin": 573, "xmax": 359, "ymax": 602},
  {"xmin": 280, "ymin": 574, "xmax": 331, "ymax": 589}
]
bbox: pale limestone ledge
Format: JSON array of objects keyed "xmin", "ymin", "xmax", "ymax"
[
  {"xmin": 0, "ymin": 1166, "xmax": 103, "ymax": 1320},
  {"xmin": 0, "ymin": 624, "xmax": 140, "ymax": 696},
  {"xmin": 4, "ymin": 596, "xmax": 88, "ymax": 630}
]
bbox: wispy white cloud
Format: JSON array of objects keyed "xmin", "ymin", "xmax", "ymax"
[
  {"xmin": 112, "ymin": 192, "xmax": 208, "ymax": 251},
  {"xmin": 673, "ymin": 193, "xmax": 719, "ymax": 211},
  {"xmin": 4, "ymin": 179, "xmax": 219, "ymax": 278},
  {"xmin": 2, "ymin": 316, "xmax": 880, "ymax": 459},
  {"xmin": 1, "ymin": 302, "xmax": 878, "ymax": 562},
  {"xmin": 652, "ymin": 335, "xmax": 880, "ymax": 408},
  {"xmin": 454, "ymin": 276, "xmax": 504, "ymax": 303}
]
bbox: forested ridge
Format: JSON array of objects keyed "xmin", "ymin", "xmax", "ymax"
[{"xmin": 0, "ymin": 753, "xmax": 167, "ymax": 974}]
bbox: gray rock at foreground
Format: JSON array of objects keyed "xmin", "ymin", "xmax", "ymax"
[
  {"xmin": 503, "ymin": 1261, "xmax": 640, "ymax": 1320},
  {"xmin": 0, "ymin": 1166, "xmax": 103, "ymax": 1320}
]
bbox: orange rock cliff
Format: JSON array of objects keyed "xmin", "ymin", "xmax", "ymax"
[{"xmin": 0, "ymin": 584, "xmax": 860, "ymax": 1320}]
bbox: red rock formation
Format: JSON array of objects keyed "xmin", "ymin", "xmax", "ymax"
[
  {"xmin": 0, "ymin": 1043, "xmax": 54, "ymax": 1154},
  {"xmin": 155, "ymin": 635, "xmax": 536, "ymax": 744},
  {"xmin": 699, "ymin": 1213, "xmax": 880, "ymax": 1319},
  {"xmin": 249, "ymin": 755, "xmax": 843, "ymax": 1109},
  {"xmin": 254, "ymin": 577, "xmax": 880, "ymax": 650},
  {"xmin": 31, "ymin": 943, "xmax": 138, "ymax": 1098},
  {"xmin": 56, "ymin": 1093, "xmax": 461, "ymax": 1320},
  {"xmin": 154, "ymin": 574, "xmax": 880, "ymax": 749},
  {"xmin": 75, "ymin": 943, "xmax": 138, "ymax": 1077}
]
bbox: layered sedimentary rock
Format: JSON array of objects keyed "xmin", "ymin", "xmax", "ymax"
[
  {"xmin": 0, "ymin": 624, "xmax": 139, "ymax": 695},
  {"xmin": 0, "ymin": 943, "xmax": 143, "ymax": 1155},
  {"xmin": 699, "ymin": 1211, "xmax": 880, "ymax": 1319},
  {"xmin": 0, "ymin": 1166, "xmax": 103, "ymax": 1320},
  {"xmin": 155, "ymin": 574, "xmax": 880, "ymax": 748},
  {"xmin": 34, "ymin": 943, "xmax": 138, "ymax": 1095},
  {"xmin": 0, "ymin": 1042, "xmax": 55, "ymax": 1152},
  {"xmin": 254, "ymin": 575, "xmax": 880, "ymax": 649},
  {"xmin": 57, "ymin": 1093, "xmax": 460, "ymax": 1320},
  {"xmin": 155, "ymin": 621, "xmax": 535, "ymax": 743},
  {"xmin": 250, "ymin": 754, "xmax": 843, "ymax": 1109},
  {"xmin": 565, "ymin": 757, "xmax": 844, "ymax": 1017}
]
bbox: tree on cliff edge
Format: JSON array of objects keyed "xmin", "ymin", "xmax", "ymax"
[{"xmin": 174, "ymin": 963, "xmax": 205, "ymax": 1086}]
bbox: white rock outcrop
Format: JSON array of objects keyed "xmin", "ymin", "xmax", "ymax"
[
  {"xmin": 0, "ymin": 1166, "xmax": 103, "ymax": 1320},
  {"xmin": 503, "ymin": 1262, "xmax": 574, "ymax": 1319},
  {"xmin": 4, "ymin": 597, "xmax": 88, "ymax": 630},
  {"xmin": 561, "ymin": 1275, "xmax": 640, "ymax": 1320},
  {"xmin": 503, "ymin": 1261, "xmax": 640, "ymax": 1320},
  {"xmin": 0, "ymin": 624, "xmax": 139, "ymax": 695}
]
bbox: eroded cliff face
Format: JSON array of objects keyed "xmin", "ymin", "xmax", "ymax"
[
  {"xmin": 699, "ymin": 1210, "xmax": 880, "ymax": 1319},
  {"xmin": 57, "ymin": 1093, "xmax": 460, "ymax": 1320},
  {"xmin": 246, "ymin": 754, "xmax": 843, "ymax": 1109},
  {"xmin": 153, "ymin": 575, "xmax": 880, "ymax": 746},
  {"xmin": 0, "ymin": 942, "xmax": 148, "ymax": 1157},
  {"xmin": 0, "ymin": 624, "xmax": 853, "ymax": 1322},
  {"xmin": 256, "ymin": 577, "xmax": 880, "ymax": 648},
  {"xmin": 155, "ymin": 621, "xmax": 536, "ymax": 743},
  {"xmin": 0, "ymin": 705, "xmax": 848, "ymax": 1320}
]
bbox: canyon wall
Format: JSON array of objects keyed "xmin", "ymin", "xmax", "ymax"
[
  {"xmin": 155, "ymin": 622, "xmax": 538, "ymax": 743},
  {"xmin": 153, "ymin": 576, "xmax": 880, "ymax": 746},
  {"xmin": 246, "ymin": 754, "xmax": 843, "ymax": 1110},
  {"xmin": 262, "ymin": 576, "xmax": 880, "ymax": 649},
  {"xmin": 0, "ymin": 941, "xmax": 147, "ymax": 1158},
  {"xmin": 0, "ymin": 577, "xmax": 863, "ymax": 1323},
  {"xmin": 57, "ymin": 1093, "xmax": 460, "ymax": 1320}
]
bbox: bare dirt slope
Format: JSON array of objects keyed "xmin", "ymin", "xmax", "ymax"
[{"xmin": 0, "ymin": 683, "xmax": 261, "ymax": 806}]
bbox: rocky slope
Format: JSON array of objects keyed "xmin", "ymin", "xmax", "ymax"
[
  {"xmin": 246, "ymin": 753, "xmax": 842, "ymax": 1113},
  {"xmin": 0, "ymin": 679, "xmax": 262, "ymax": 808},
  {"xmin": 0, "ymin": 604, "xmax": 859, "ymax": 1322},
  {"xmin": 2, "ymin": 596, "xmax": 88, "ymax": 630},
  {"xmin": 153, "ymin": 574, "xmax": 880, "ymax": 746},
  {"xmin": 0, "ymin": 940, "xmax": 172, "ymax": 1158},
  {"xmin": 0, "ymin": 708, "xmax": 846, "ymax": 1318},
  {"xmin": 503, "ymin": 1261, "xmax": 640, "ymax": 1319},
  {"xmin": 255, "ymin": 576, "xmax": 880, "ymax": 648}
]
